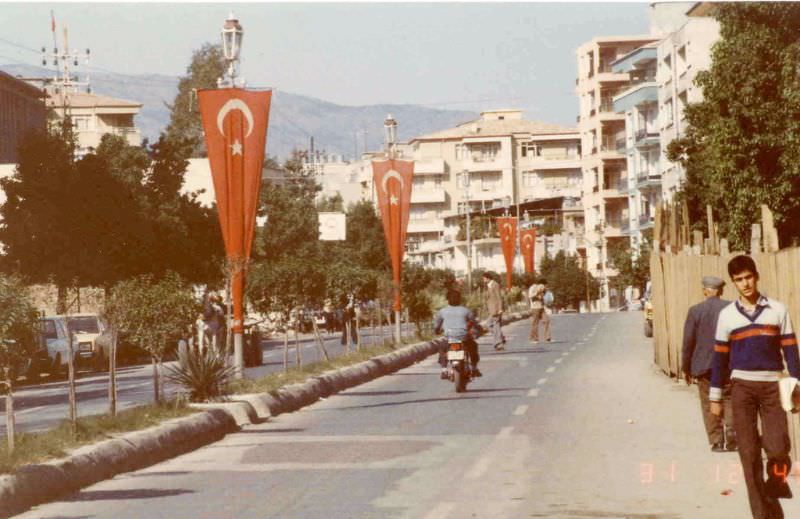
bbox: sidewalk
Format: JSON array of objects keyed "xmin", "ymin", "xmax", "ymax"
[{"xmin": 521, "ymin": 311, "xmax": 800, "ymax": 518}]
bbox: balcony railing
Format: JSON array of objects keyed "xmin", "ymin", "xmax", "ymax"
[
  {"xmin": 599, "ymin": 98, "xmax": 614, "ymax": 113},
  {"xmin": 635, "ymin": 129, "xmax": 659, "ymax": 143},
  {"xmin": 616, "ymin": 138, "xmax": 626, "ymax": 152},
  {"xmin": 639, "ymin": 214, "xmax": 654, "ymax": 226}
]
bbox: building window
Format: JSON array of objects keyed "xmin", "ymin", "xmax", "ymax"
[
  {"xmin": 434, "ymin": 177, "xmax": 442, "ymax": 190},
  {"xmin": 522, "ymin": 171, "xmax": 537, "ymax": 187},
  {"xmin": 470, "ymin": 143, "xmax": 499, "ymax": 162},
  {"xmin": 455, "ymin": 144, "xmax": 463, "ymax": 160},
  {"xmin": 521, "ymin": 142, "xmax": 540, "ymax": 158}
]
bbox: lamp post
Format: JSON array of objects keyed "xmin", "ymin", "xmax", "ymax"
[
  {"xmin": 218, "ymin": 12, "xmax": 244, "ymax": 88},
  {"xmin": 463, "ymin": 169, "xmax": 472, "ymax": 294},
  {"xmin": 220, "ymin": 12, "xmax": 245, "ymax": 377},
  {"xmin": 384, "ymin": 114, "xmax": 402, "ymax": 344}
]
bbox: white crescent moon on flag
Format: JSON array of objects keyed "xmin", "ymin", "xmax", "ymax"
[
  {"xmin": 503, "ymin": 222, "xmax": 513, "ymax": 239},
  {"xmin": 217, "ymin": 99, "xmax": 254, "ymax": 138},
  {"xmin": 381, "ymin": 169, "xmax": 405, "ymax": 194},
  {"xmin": 523, "ymin": 234, "xmax": 534, "ymax": 248}
]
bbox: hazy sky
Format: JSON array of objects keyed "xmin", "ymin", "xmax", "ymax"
[{"xmin": 0, "ymin": 2, "xmax": 650, "ymax": 126}]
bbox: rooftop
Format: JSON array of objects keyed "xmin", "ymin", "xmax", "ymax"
[
  {"xmin": 46, "ymin": 91, "xmax": 142, "ymax": 109},
  {"xmin": 411, "ymin": 114, "xmax": 576, "ymax": 142}
]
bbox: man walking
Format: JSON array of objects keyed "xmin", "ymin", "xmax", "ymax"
[
  {"xmin": 529, "ymin": 278, "xmax": 551, "ymax": 343},
  {"xmin": 711, "ymin": 255, "xmax": 799, "ymax": 519},
  {"xmin": 483, "ymin": 272, "xmax": 505, "ymax": 351},
  {"xmin": 681, "ymin": 276, "xmax": 733, "ymax": 452}
]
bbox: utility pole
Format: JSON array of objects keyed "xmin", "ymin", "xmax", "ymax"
[{"xmin": 463, "ymin": 169, "xmax": 472, "ymax": 295}]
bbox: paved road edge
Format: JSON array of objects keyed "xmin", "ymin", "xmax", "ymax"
[{"xmin": 0, "ymin": 312, "xmax": 527, "ymax": 517}]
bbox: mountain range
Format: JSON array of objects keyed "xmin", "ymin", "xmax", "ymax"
[{"xmin": 2, "ymin": 64, "xmax": 475, "ymax": 161}]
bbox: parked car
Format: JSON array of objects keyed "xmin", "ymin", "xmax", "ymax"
[{"xmin": 37, "ymin": 314, "xmax": 110, "ymax": 373}]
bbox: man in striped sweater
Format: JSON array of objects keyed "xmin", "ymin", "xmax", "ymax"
[{"xmin": 710, "ymin": 255, "xmax": 799, "ymax": 519}]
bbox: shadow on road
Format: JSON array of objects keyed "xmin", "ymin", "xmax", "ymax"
[
  {"xmin": 235, "ymin": 428, "xmax": 306, "ymax": 434},
  {"xmin": 335, "ymin": 394, "xmax": 514, "ymax": 410},
  {"xmin": 339, "ymin": 390, "xmax": 416, "ymax": 397},
  {"xmin": 64, "ymin": 488, "xmax": 194, "ymax": 502},
  {"xmin": 126, "ymin": 471, "xmax": 191, "ymax": 478}
]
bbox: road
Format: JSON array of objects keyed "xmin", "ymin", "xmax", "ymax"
[
  {"xmin": 0, "ymin": 323, "xmax": 414, "ymax": 435},
  {"xmin": 19, "ymin": 311, "xmax": 800, "ymax": 518}
]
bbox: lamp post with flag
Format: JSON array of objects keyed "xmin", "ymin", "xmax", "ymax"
[
  {"xmin": 198, "ymin": 13, "xmax": 272, "ymax": 378},
  {"xmin": 373, "ymin": 115, "xmax": 414, "ymax": 344}
]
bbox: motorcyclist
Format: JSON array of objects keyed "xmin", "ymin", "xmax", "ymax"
[{"xmin": 433, "ymin": 288, "xmax": 482, "ymax": 379}]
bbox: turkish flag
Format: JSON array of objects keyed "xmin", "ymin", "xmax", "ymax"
[
  {"xmin": 520, "ymin": 228, "xmax": 536, "ymax": 273},
  {"xmin": 198, "ymin": 88, "xmax": 271, "ymax": 332},
  {"xmin": 497, "ymin": 216, "xmax": 517, "ymax": 290},
  {"xmin": 372, "ymin": 159, "xmax": 414, "ymax": 311}
]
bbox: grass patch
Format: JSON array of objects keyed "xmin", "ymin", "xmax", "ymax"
[
  {"xmin": 0, "ymin": 400, "xmax": 196, "ymax": 474},
  {"xmin": 230, "ymin": 336, "xmax": 427, "ymax": 395}
]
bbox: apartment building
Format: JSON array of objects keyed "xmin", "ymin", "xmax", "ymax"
[
  {"xmin": 47, "ymin": 91, "xmax": 142, "ymax": 157},
  {"xmin": 657, "ymin": 3, "xmax": 720, "ymax": 199},
  {"xmin": 406, "ymin": 109, "xmax": 582, "ymax": 275},
  {"xmin": 611, "ymin": 42, "xmax": 661, "ymax": 254},
  {"xmin": 576, "ymin": 35, "xmax": 661, "ymax": 309}
]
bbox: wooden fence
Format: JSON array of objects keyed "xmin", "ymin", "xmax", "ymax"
[{"xmin": 650, "ymin": 246, "xmax": 800, "ymax": 458}]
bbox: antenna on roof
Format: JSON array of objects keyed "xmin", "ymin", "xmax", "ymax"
[{"xmin": 41, "ymin": 11, "xmax": 91, "ymax": 96}]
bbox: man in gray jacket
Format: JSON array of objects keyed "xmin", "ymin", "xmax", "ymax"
[{"xmin": 682, "ymin": 276, "xmax": 734, "ymax": 452}]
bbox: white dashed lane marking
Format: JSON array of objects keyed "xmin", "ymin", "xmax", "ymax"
[
  {"xmin": 528, "ymin": 388, "xmax": 539, "ymax": 397},
  {"xmin": 513, "ymin": 405, "xmax": 529, "ymax": 416},
  {"xmin": 546, "ymin": 366, "xmax": 556, "ymax": 373},
  {"xmin": 537, "ymin": 378, "xmax": 547, "ymax": 385}
]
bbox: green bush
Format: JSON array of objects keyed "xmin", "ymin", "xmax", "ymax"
[{"xmin": 164, "ymin": 347, "xmax": 235, "ymax": 402}]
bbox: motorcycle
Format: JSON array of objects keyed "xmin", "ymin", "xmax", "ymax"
[{"xmin": 446, "ymin": 340, "xmax": 473, "ymax": 393}]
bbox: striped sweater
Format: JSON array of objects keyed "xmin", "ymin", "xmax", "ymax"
[{"xmin": 710, "ymin": 295, "xmax": 799, "ymax": 402}]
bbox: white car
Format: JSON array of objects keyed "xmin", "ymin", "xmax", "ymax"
[{"xmin": 40, "ymin": 314, "xmax": 110, "ymax": 372}]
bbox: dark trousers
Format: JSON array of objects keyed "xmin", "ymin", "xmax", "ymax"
[
  {"xmin": 438, "ymin": 336, "xmax": 479, "ymax": 368},
  {"xmin": 697, "ymin": 376, "xmax": 734, "ymax": 445},
  {"xmin": 731, "ymin": 379, "xmax": 792, "ymax": 519}
]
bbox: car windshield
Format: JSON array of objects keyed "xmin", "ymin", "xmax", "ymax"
[
  {"xmin": 41, "ymin": 319, "xmax": 58, "ymax": 339},
  {"xmin": 68, "ymin": 316, "xmax": 100, "ymax": 334}
]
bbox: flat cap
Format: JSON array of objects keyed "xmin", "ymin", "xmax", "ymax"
[{"xmin": 702, "ymin": 276, "xmax": 725, "ymax": 289}]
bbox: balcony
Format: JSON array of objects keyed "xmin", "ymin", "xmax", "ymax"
[
  {"xmin": 599, "ymin": 137, "xmax": 625, "ymax": 160},
  {"xmin": 612, "ymin": 83, "xmax": 658, "ymax": 113},
  {"xmin": 634, "ymin": 129, "xmax": 659, "ymax": 148},
  {"xmin": 636, "ymin": 173, "xmax": 661, "ymax": 189},
  {"xmin": 407, "ymin": 219, "xmax": 445, "ymax": 233},
  {"xmin": 410, "ymin": 189, "xmax": 446, "ymax": 204},
  {"xmin": 639, "ymin": 213, "xmax": 654, "ymax": 228},
  {"xmin": 413, "ymin": 158, "xmax": 445, "ymax": 175}
]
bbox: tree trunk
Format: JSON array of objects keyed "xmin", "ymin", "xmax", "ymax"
[
  {"xmin": 294, "ymin": 323, "xmax": 302, "ymax": 367},
  {"xmin": 56, "ymin": 284, "xmax": 68, "ymax": 315},
  {"xmin": 370, "ymin": 311, "xmax": 376, "ymax": 348},
  {"xmin": 65, "ymin": 317, "xmax": 77, "ymax": 435},
  {"xmin": 109, "ymin": 326, "xmax": 118, "ymax": 417},
  {"xmin": 283, "ymin": 330, "xmax": 289, "ymax": 373},
  {"xmin": 377, "ymin": 299, "xmax": 384, "ymax": 346},
  {"xmin": 152, "ymin": 356, "xmax": 160, "ymax": 404},
  {"xmin": 311, "ymin": 319, "xmax": 330, "ymax": 362},
  {"xmin": 356, "ymin": 316, "xmax": 361, "ymax": 352},
  {"xmin": 344, "ymin": 321, "xmax": 351, "ymax": 354},
  {"xmin": 4, "ymin": 370, "xmax": 14, "ymax": 453}
]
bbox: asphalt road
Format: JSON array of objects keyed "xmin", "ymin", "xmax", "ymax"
[
  {"xmin": 15, "ymin": 311, "xmax": 800, "ymax": 518},
  {"xmin": 0, "ymin": 323, "xmax": 414, "ymax": 436}
]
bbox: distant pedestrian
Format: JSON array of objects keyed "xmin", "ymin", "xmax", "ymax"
[
  {"xmin": 710, "ymin": 255, "xmax": 800, "ymax": 519},
  {"xmin": 483, "ymin": 272, "xmax": 505, "ymax": 350},
  {"xmin": 341, "ymin": 294, "xmax": 359, "ymax": 346},
  {"xmin": 681, "ymin": 276, "xmax": 733, "ymax": 452},
  {"xmin": 323, "ymin": 298, "xmax": 335, "ymax": 335},
  {"xmin": 529, "ymin": 278, "xmax": 551, "ymax": 343}
]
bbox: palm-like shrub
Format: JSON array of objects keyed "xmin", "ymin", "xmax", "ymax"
[{"xmin": 165, "ymin": 347, "xmax": 235, "ymax": 402}]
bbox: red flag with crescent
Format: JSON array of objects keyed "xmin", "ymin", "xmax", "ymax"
[
  {"xmin": 198, "ymin": 88, "xmax": 272, "ymax": 332},
  {"xmin": 520, "ymin": 228, "xmax": 536, "ymax": 273},
  {"xmin": 372, "ymin": 159, "xmax": 414, "ymax": 311},
  {"xmin": 497, "ymin": 216, "xmax": 517, "ymax": 290}
]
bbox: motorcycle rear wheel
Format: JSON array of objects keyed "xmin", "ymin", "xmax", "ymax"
[{"xmin": 454, "ymin": 368, "xmax": 467, "ymax": 393}]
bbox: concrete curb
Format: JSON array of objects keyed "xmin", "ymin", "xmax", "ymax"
[
  {"xmin": 0, "ymin": 311, "xmax": 528, "ymax": 517},
  {"xmin": 0, "ymin": 408, "xmax": 238, "ymax": 518}
]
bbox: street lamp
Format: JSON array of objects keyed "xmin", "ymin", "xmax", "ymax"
[
  {"xmin": 219, "ymin": 12, "xmax": 244, "ymax": 88},
  {"xmin": 384, "ymin": 114, "xmax": 398, "ymax": 158}
]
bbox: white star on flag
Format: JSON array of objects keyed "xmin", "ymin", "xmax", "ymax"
[
  {"xmin": 230, "ymin": 140, "xmax": 243, "ymax": 156},
  {"xmin": 390, "ymin": 195, "xmax": 399, "ymax": 205}
]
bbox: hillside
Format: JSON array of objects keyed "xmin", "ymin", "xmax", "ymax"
[{"xmin": 2, "ymin": 64, "xmax": 475, "ymax": 160}]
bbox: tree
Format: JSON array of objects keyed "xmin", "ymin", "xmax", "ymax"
[
  {"xmin": 0, "ymin": 128, "xmax": 81, "ymax": 310},
  {"xmin": 163, "ymin": 43, "xmax": 226, "ymax": 158},
  {"xmin": 107, "ymin": 273, "xmax": 197, "ymax": 403},
  {"xmin": 539, "ymin": 252, "xmax": 600, "ymax": 310},
  {"xmin": 0, "ymin": 275, "xmax": 39, "ymax": 452},
  {"xmin": 667, "ymin": 3, "xmax": 800, "ymax": 250},
  {"xmin": 607, "ymin": 241, "xmax": 651, "ymax": 297}
]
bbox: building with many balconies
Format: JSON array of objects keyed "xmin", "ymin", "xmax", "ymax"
[
  {"xmin": 0, "ymin": 70, "xmax": 46, "ymax": 164},
  {"xmin": 612, "ymin": 42, "xmax": 661, "ymax": 254},
  {"xmin": 576, "ymin": 35, "xmax": 659, "ymax": 309}
]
